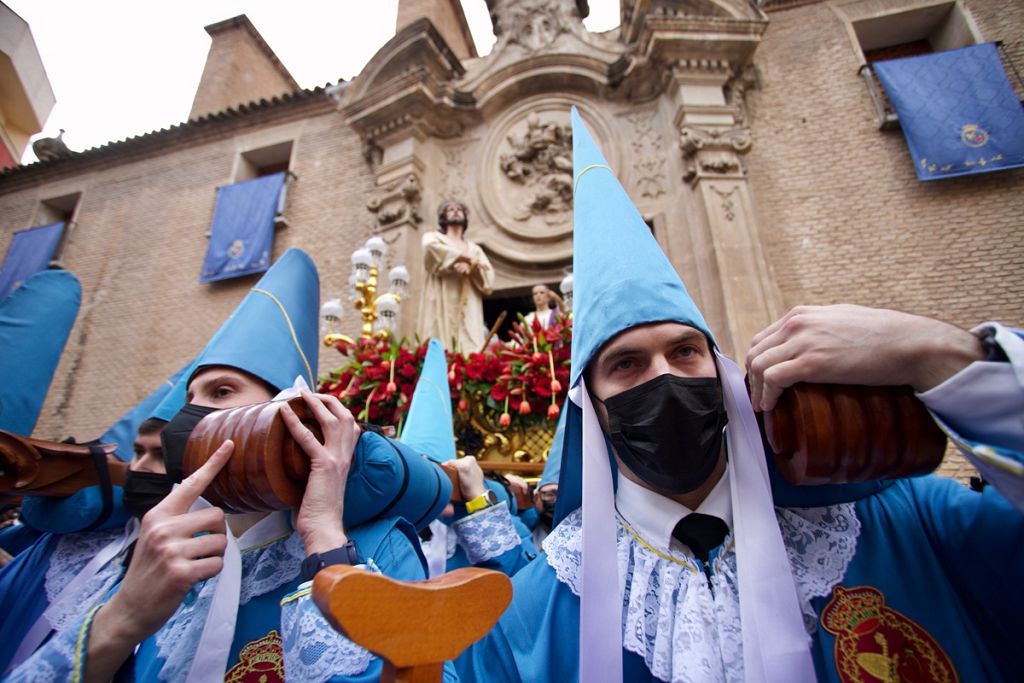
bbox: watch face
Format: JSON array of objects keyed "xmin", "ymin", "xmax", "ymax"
[{"xmin": 485, "ymin": 490, "xmax": 499, "ymax": 505}]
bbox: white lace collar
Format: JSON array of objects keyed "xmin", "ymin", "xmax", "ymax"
[
  {"xmin": 153, "ymin": 512, "xmax": 304, "ymax": 681},
  {"xmin": 43, "ymin": 528, "xmax": 128, "ymax": 633},
  {"xmin": 545, "ymin": 503, "xmax": 859, "ymax": 683},
  {"xmin": 615, "ymin": 466, "xmax": 733, "ymax": 554}
]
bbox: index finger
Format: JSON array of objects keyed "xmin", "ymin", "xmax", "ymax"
[{"xmin": 156, "ymin": 439, "xmax": 234, "ymax": 514}]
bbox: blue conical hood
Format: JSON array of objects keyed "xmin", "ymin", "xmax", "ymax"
[
  {"xmin": 539, "ymin": 406, "xmax": 566, "ymax": 489},
  {"xmin": 151, "ymin": 249, "xmax": 319, "ymax": 419},
  {"xmin": 400, "ymin": 339, "xmax": 456, "ymax": 461},
  {"xmin": 569, "ymin": 107, "xmax": 712, "ymax": 387},
  {"xmin": 0, "ymin": 270, "xmax": 81, "ymax": 435}
]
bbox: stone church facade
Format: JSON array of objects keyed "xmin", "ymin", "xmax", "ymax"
[{"xmin": 0, "ymin": 0, "xmax": 1020, "ymax": 480}]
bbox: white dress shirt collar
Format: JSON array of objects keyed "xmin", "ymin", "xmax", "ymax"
[{"xmin": 615, "ymin": 463, "xmax": 733, "ymax": 552}]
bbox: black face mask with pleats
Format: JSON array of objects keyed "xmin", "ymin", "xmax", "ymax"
[
  {"xmin": 159, "ymin": 403, "xmax": 219, "ymax": 483},
  {"xmin": 123, "ymin": 403, "xmax": 219, "ymax": 519},
  {"xmin": 597, "ymin": 374, "xmax": 728, "ymax": 494},
  {"xmin": 122, "ymin": 469, "xmax": 174, "ymax": 519}
]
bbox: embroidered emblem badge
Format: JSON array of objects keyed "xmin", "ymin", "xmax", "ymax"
[
  {"xmin": 960, "ymin": 124, "xmax": 989, "ymax": 148},
  {"xmin": 228, "ymin": 239, "xmax": 245, "ymax": 259},
  {"xmin": 821, "ymin": 586, "xmax": 958, "ymax": 683},
  {"xmin": 224, "ymin": 629, "xmax": 284, "ymax": 683}
]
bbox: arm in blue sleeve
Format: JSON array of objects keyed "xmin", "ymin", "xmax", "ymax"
[
  {"xmin": 4, "ymin": 604, "xmax": 100, "ymax": 682},
  {"xmin": 452, "ymin": 503, "xmax": 533, "ymax": 576},
  {"xmin": 917, "ymin": 324, "xmax": 1024, "ymax": 511}
]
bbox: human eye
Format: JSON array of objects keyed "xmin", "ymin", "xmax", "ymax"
[
  {"xmin": 213, "ymin": 384, "xmax": 235, "ymax": 399},
  {"xmin": 614, "ymin": 357, "xmax": 635, "ymax": 371}
]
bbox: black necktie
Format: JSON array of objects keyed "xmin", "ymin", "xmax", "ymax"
[{"xmin": 672, "ymin": 513, "xmax": 729, "ymax": 566}]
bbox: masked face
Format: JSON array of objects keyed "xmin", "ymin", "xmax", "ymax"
[
  {"xmin": 123, "ymin": 469, "xmax": 174, "ymax": 519},
  {"xmin": 597, "ymin": 374, "xmax": 727, "ymax": 494},
  {"xmin": 124, "ymin": 428, "xmax": 172, "ymax": 519},
  {"xmin": 588, "ymin": 322, "xmax": 724, "ymax": 494}
]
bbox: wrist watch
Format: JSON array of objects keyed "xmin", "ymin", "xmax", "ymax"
[
  {"xmin": 465, "ymin": 489, "xmax": 499, "ymax": 514},
  {"xmin": 300, "ymin": 540, "xmax": 359, "ymax": 582}
]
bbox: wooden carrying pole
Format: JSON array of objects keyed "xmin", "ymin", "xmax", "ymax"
[
  {"xmin": 0, "ymin": 430, "xmax": 125, "ymax": 498},
  {"xmin": 312, "ymin": 566, "xmax": 512, "ymax": 683}
]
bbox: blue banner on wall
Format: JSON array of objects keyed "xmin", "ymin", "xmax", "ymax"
[
  {"xmin": 200, "ymin": 172, "xmax": 286, "ymax": 283},
  {"xmin": 0, "ymin": 221, "xmax": 64, "ymax": 301},
  {"xmin": 874, "ymin": 43, "xmax": 1024, "ymax": 181}
]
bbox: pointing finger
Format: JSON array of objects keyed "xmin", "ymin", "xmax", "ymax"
[{"xmin": 157, "ymin": 439, "xmax": 234, "ymax": 514}]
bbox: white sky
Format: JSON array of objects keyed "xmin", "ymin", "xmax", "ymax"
[{"xmin": 9, "ymin": 0, "xmax": 621, "ymax": 163}]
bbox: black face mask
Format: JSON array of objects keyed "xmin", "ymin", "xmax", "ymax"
[
  {"xmin": 538, "ymin": 498, "xmax": 556, "ymax": 529},
  {"xmin": 598, "ymin": 374, "xmax": 728, "ymax": 494},
  {"xmin": 160, "ymin": 403, "xmax": 219, "ymax": 483},
  {"xmin": 123, "ymin": 469, "xmax": 174, "ymax": 519}
]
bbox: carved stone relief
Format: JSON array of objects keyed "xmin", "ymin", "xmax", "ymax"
[
  {"xmin": 366, "ymin": 174, "xmax": 423, "ymax": 227},
  {"xmin": 710, "ymin": 185, "xmax": 739, "ymax": 221},
  {"xmin": 499, "ymin": 114, "xmax": 573, "ymax": 221},
  {"xmin": 679, "ymin": 125, "xmax": 753, "ymax": 181},
  {"xmin": 477, "ymin": 97, "xmax": 617, "ymax": 267},
  {"xmin": 490, "ymin": 0, "xmax": 577, "ymax": 53},
  {"xmin": 626, "ymin": 110, "xmax": 667, "ymax": 198},
  {"xmin": 440, "ymin": 141, "xmax": 473, "ymax": 202}
]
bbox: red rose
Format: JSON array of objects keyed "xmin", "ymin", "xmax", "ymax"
[{"xmin": 491, "ymin": 383, "xmax": 509, "ymax": 402}]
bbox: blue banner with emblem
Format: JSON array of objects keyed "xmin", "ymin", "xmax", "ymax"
[
  {"xmin": 0, "ymin": 221, "xmax": 64, "ymax": 301},
  {"xmin": 199, "ymin": 172, "xmax": 286, "ymax": 283},
  {"xmin": 874, "ymin": 43, "xmax": 1024, "ymax": 181}
]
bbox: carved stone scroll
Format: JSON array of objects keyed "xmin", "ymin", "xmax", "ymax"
[
  {"xmin": 679, "ymin": 125, "xmax": 752, "ymax": 182},
  {"xmin": 367, "ymin": 174, "xmax": 423, "ymax": 228}
]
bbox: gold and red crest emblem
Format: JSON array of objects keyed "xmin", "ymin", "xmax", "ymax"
[
  {"xmin": 224, "ymin": 629, "xmax": 284, "ymax": 683},
  {"xmin": 821, "ymin": 586, "xmax": 958, "ymax": 683}
]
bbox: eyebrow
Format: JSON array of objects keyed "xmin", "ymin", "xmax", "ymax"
[
  {"xmin": 597, "ymin": 329, "xmax": 708, "ymax": 369},
  {"xmin": 187, "ymin": 374, "xmax": 239, "ymax": 401}
]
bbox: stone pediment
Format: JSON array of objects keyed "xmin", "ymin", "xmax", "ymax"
[
  {"xmin": 458, "ymin": 0, "xmax": 627, "ymax": 113},
  {"xmin": 341, "ymin": 18, "xmax": 474, "ymax": 142}
]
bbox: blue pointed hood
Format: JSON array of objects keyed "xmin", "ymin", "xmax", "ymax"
[
  {"xmin": 0, "ymin": 270, "xmax": 81, "ymax": 435},
  {"xmin": 151, "ymin": 248, "xmax": 319, "ymax": 419},
  {"xmin": 539, "ymin": 406, "xmax": 566, "ymax": 489},
  {"xmin": 569, "ymin": 107, "xmax": 712, "ymax": 388},
  {"xmin": 399, "ymin": 339, "xmax": 456, "ymax": 461},
  {"xmin": 100, "ymin": 362, "xmax": 191, "ymax": 460},
  {"xmin": 555, "ymin": 107, "xmax": 714, "ymax": 524}
]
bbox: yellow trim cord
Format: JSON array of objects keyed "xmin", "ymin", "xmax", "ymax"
[
  {"xmin": 573, "ymin": 164, "xmax": 612, "ymax": 193},
  {"xmin": 280, "ymin": 587, "xmax": 312, "ymax": 606},
  {"xmin": 252, "ymin": 287, "xmax": 314, "ymax": 387},
  {"xmin": 73, "ymin": 604, "xmax": 104, "ymax": 683}
]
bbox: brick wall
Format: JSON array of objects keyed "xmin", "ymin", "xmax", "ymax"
[
  {"xmin": 0, "ymin": 103, "xmax": 376, "ymax": 441},
  {"xmin": 745, "ymin": 0, "xmax": 1024, "ymax": 480}
]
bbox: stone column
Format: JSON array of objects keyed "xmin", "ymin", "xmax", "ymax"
[
  {"xmin": 364, "ymin": 132, "xmax": 427, "ymax": 340},
  {"xmin": 672, "ymin": 68, "xmax": 783, "ymax": 360}
]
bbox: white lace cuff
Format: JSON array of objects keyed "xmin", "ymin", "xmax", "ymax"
[
  {"xmin": 280, "ymin": 586, "xmax": 373, "ymax": 680},
  {"xmin": 452, "ymin": 502, "xmax": 520, "ymax": 564},
  {"xmin": 6, "ymin": 604, "xmax": 100, "ymax": 682}
]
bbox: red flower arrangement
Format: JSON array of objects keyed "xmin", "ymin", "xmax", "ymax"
[{"xmin": 318, "ymin": 314, "xmax": 572, "ymax": 431}]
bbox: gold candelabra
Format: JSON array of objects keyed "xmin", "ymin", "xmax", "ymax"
[{"xmin": 322, "ymin": 237, "xmax": 408, "ymax": 347}]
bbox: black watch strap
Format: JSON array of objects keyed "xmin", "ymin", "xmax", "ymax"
[{"xmin": 300, "ymin": 540, "xmax": 359, "ymax": 582}]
